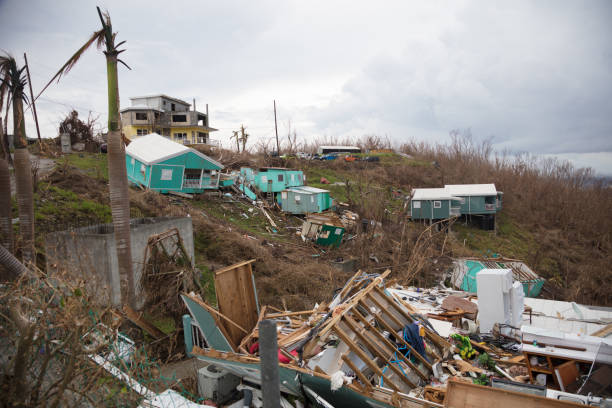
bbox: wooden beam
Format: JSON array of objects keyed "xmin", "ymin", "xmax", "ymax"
[
  {"xmin": 347, "ymin": 312, "xmax": 428, "ymax": 381},
  {"xmin": 333, "ymin": 325, "xmax": 401, "ymax": 392},
  {"xmin": 123, "ymin": 305, "xmax": 166, "ymax": 339},
  {"xmin": 265, "ymin": 310, "xmax": 317, "ymax": 318},
  {"xmin": 215, "ymin": 259, "xmax": 257, "ymax": 275},
  {"xmin": 444, "ymin": 378, "xmax": 585, "ymax": 408},
  {"xmin": 591, "ymin": 323, "xmax": 612, "ymax": 338},
  {"xmin": 341, "ymin": 316, "xmax": 417, "ymax": 388},
  {"xmin": 358, "ymin": 299, "xmax": 432, "ymax": 371},
  {"xmin": 319, "ymin": 269, "xmax": 391, "ymax": 338},
  {"xmin": 341, "ymin": 354, "xmax": 372, "ymax": 391}
]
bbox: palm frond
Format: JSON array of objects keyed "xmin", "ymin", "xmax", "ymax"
[
  {"xmin": 117, "ymin": 59, "xmax": 131, "ymax": 70},
  {"xmin": 36, "ymin": 29, "xmax": 105, "ymax": 100}
]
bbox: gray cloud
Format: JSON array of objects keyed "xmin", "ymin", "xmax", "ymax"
[{"xmin": 1, "ymin": 0, "xmax": 611, "ymax": 173}]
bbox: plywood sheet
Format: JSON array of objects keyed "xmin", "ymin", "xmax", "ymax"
[
  {"xmin": 215, "ymin": 259, "xmax": 258, "ymax": 347},
  {"xmin": 444, "ymin": 379, "xmax": 585, "ymax": 408}
]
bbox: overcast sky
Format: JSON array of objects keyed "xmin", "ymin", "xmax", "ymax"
[{"xmin": 1, "ymin": 0, "xmax": 611, "ymax": 174}]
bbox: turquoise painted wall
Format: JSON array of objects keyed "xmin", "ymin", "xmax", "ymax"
[
  {"xmin": 126, "ymin": 151, "xmax": 222, "ymax": 193},
  {"xmin": 240, "ymin": 168, "xmax": 304, "ymax": 193},
  {"xmin": 411, "ymin": 199, "xmax": 453, "ymax": 220},
  {"xmin": 161, "ymin": 151, "xmax": 222, "ymax": 171},
  {"xmin": 457, "ymin": 195, "xmax": 501, "ymax": 215},
  {"xmin": 280, "ymin": 189, "xmax": 332, "ymax": 214},
  {"xmin": 126, "ymin": 155, "xmax": 151, "ymax": 187}
]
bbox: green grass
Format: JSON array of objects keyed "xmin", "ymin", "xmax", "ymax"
[
  {"xmin": 59, "ymin": 153, "xmax": 108, "ymax": 180},
  {"xmin": 453, "ymin": 213, "xmax": 535, "ymax": 260},
  {"xmin": 34, "ymin": 184, "xmax": 112, "ymax": 226}
]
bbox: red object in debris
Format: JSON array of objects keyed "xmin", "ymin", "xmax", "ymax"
[
  {"xmin": 249, "ymin": 342, "xmax": 259, "ymax": 354},
  {"xmin": 278, "ymin": 349, "xmax": 298, "ymax": 364},
  {"xmin": 320, "ymin": 177, "xmax": 330, "ymax": 184}
]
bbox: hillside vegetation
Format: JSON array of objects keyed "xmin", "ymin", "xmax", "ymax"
[{"xmin": 27, "ymin": 135, "xmax": 612, "ymax": 309}]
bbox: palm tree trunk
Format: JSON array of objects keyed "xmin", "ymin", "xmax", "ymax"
[
  {"xmin": 0, "ymin": 117, "xmax": 12, "ymax": 254},
  {"xmin": 105, "ymin": 52, "xmax": 135, "ymax": 308},
  {"xmin": 12, "ymin": 96, "xmax": 34, "ymax": 263}
]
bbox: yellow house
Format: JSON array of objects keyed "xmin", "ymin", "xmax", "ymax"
[{"xmin": 120, "ymin": 94, "xmax": 218, "ymax": 145}]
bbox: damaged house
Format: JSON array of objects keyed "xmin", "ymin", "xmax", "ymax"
[{"xmin": 125, "ymin": 133, "xmax": 223, "ymax": 194}]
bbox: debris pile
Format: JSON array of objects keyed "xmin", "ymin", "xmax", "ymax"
[{"xmin": 181, "ymin": 262, "xmax": 612, "ymax": 407}]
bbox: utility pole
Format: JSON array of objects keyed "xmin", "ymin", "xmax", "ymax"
[
  {"xmin": 273, "ymin": 100, "xmax": 280, "ymax": 156},
  {"xmin": 23, "ymin": 53, "xmax": 42, "ymax": 144}
]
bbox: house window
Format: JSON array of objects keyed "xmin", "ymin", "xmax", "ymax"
[
  {"xmin": 433, "ymin": 201, "xmax": 442, "ymax": 208},
  {"xmin": 172, "ymin": 114, "xmax": 187, "ymax": 122},
  {"xmin": 261, "ymin": 175, "xmax": 267, "ymax": 183},
  {"xmin": 413, "ymin": 201, "xmax": 421, "ymax": 209},
  {"xmin": 335, "ymin": 228, "xmax": 342, "ymax": 235},
  {"xmin": 278, "ymin": 174, "xmax": 284, "ymax": 182},
  {"xmin": 171, "ymin": 103, "xmax": 176, "ymax": 111},
  {"xmin": 130, "ymin": 157, "xmax": 135, "ymax": 165},
  {"xmin": 140, "ymin": 164, "xmax": 146, "ymax": 175},
  {"xmin": 174, "ymin": 132, "xmax": 187, "ymax": 141},
  {"xmin": 310, "ymin": 196, "xmax": 315, "ymax": 203},
  {"xmin": 281, "ymin": 191, "xmax": 287, "ymax": 199},
  {"xmin": 294, "ymin": 194, "xmax": 301, "ymax": 203},
  {"xmin": 291, "ymin": 174, "xmax": 295, "ymax": 182},
  {"xmin": 161, "ymin": 169, "xmax": 173, "ymax": 180},
  {"xmin": 135, "ymin": 112, "xmax": 147, "ymax": 120},
  {"xmin": 137, "ymin": 129, "xmax": 148, "ymax": 135},
  {"xmin": 197, "ymin": 132, "xmax": 207, "ymax": 143}
]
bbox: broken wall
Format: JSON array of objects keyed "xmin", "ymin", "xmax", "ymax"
[{"xmin": 45, "ymin": 217, "xmax": 195, "ymax": 308}]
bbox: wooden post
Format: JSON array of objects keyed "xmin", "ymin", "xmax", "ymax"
[
  {"xmin": 23, "ymin": 53, "xmax": 42, "ymax": 144},
  {"xmin": 259, "ymin": 319, "xmax": 281, "ymax": 407},
  {"xmin": 274, "ymin": 100, "xmax": 280, "ymax": 155}
]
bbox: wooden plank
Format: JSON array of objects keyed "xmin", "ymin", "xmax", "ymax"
[
  {"xmin": 358, "ymin": 299, "xmax": 432, "ymax": 371},
  {"xmin": 265, "ymin": 310, "xmax": 317, "ymax": 318},
  {"xmin": 591, "ymin": 323, "xmax": 612, "ymax": 338},
  {"xmin": 318, "ymin": 270, "xmax": 391, "ymax": 338},
  {"xmin": 214, "ymin": 260, "xmax": 259, "ymax": 347},
  {"xmin": 341, "ymin": 316, "xmax": 417, "ymax": 387},
  {"xmin": 337, "ymin": 270, "xmax": 365, "ymax": 300},
  {"xmin": 444, "ymin": 379, "xmax": 585, "ymax": 408},
  {"xmin": 332, "ymin": 325, "xmax": 401, "ymax": 392},
  {"xmin": 123, "ymin": 305, "xmax": 165, "ymax": 339},
  {"xmin": 348, "ymin": 312, "xmax": 429, "ymax": 381},
  {"xmin": 341, "ymin": 354, "xmax": 372, "ymax": 391},
  {"xmin": 215, "ymin": 259, "xmax": 256, "ymax": 275}
]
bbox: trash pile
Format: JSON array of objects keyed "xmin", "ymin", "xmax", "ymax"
[{"xmin": 181, "ymin": 263, "xmax": 612, "ymax": 407}]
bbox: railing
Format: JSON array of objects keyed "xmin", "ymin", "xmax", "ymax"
[
  {"xmin": 190, "ymin": 319, "xmax": 207, "ymax": 349},
  {"xmin": 183, "ymin": 178, "xmax": 201, "ymax": 188}
]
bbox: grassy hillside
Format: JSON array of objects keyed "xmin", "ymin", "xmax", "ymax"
[{"xmin": 27, "ymin": 142, "xmax": 612, "ymax": 308}]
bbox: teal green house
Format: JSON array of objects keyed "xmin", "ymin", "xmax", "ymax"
[
  {"xmin": 125, "ymin": 133, "xmax": 223, "ymax": 194},
  {"xmin": 409, "ymin": 188, "xmax": 463, "ymax": 220},
  {"xmin": 444, "ymin": 184, "xmax": 503, "ymax": 215},
  {"xmin": 279, "ymin": 186, "xmax": 333, "ymax": 214},
  {"xmin": 240, "ymin": 167, "xmax": 305, "ymax": 196}
]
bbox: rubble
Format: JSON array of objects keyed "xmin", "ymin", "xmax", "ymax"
[{"xmin": 179, "ymin": 262, "xmax": 612, "ymax": 407}]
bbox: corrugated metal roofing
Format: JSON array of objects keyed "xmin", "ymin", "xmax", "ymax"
[
  {"xmin": 125, "ymin": 133, "xmax": 223, "ymax": 168},
  {"xmin": 411, "ymin": 188, "xmax": 459, "ymax": 201},
  {"xmin": 444, "ymin": 184, "xmax": 498, "ymax": 196},
  {"xmin": 287, "ymin": 186, "xmax": 329, "ymax": 194}
]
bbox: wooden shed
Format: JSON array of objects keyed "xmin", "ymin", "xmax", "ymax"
[
  {"xmin": 126, "ymin": 133, "xmax": 223, "ymax": 194},
  {"xmin": 409, "ymin": 188, "xmax": 463, "ymax": 220},
  {"xmin": 279, "ymin": 186, "xmax": 333, "ymax": 214}
]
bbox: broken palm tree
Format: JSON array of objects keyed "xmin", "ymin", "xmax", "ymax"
[{"xmin": 181, "ymin": 266, "xmax": 451, "ymax": 408}]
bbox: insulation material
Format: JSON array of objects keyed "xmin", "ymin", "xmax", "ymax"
[{"xmin": 510, "ymin": 281, "xmax": 525, "ymax": 328}]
